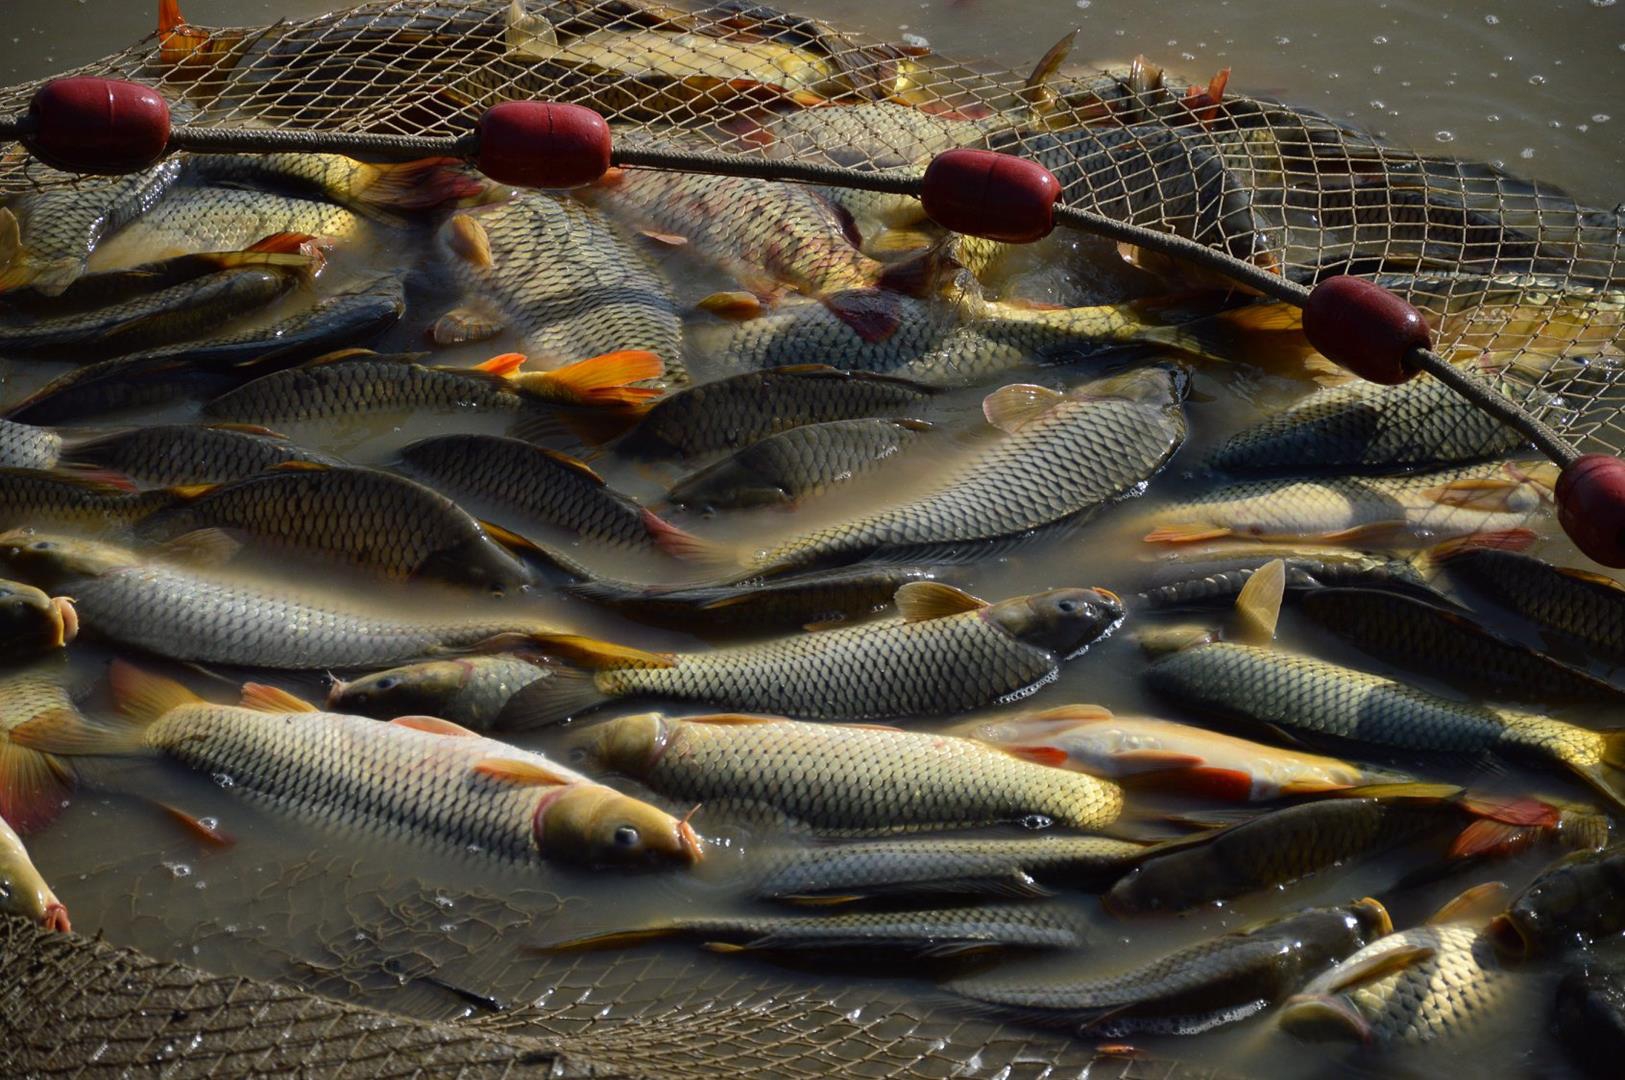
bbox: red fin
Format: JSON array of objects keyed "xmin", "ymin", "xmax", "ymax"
[
  {"xmin": 55, "ymin": 467, "xmax": 136, "ymax": 493},
  {"xmin": 528, "ymin": 350, "xmax": 664, "ymax": 406},
  {"xmin": 158, "ymin": 0, "xmax": 212, "ymax": 65},
  {"xmin": 0, "ymin": 737, "xmax": 74, "ymax": 834},
  {"xmin": 157, "ymin": 801, "xmax": 234, "ymax": 848},
  {"xmin": 474, "ymin": 352, "xmax": 527, "ymax": 377},
  {"xmin": 1003, "ymin": 745, "xmax": 1070, "ymax": 767},
  {"xmin": 697, "ymin": 291, "xmax": 764, "ymax": 319},
  {"xmin": 357, "ymin": 158, "xmax": 485, "ymax": 211},
  {"xmin": 1111, "ymin": 749, "xmax": 1208, "ymax": 770},
  {"xmin": 390, "ymin": 715, "xmax": 480, "ymax": 738},
  {"xmin": 243, "ymin": 231, "xmax": 317, "ymax": 256},
  {"xmin": 1460, "ymin": 795, "xmax": 1560, "ymax": 827},
  {"xmin": 1143, "ymin": 524, "xmax": 1233, "ymax": 544},
  {"xmin": 1427, "ymin": 528, "xmax": 1539, "ymax": 563},
  {"xmin": 1177, "ymin": 767, "xmax": 1257, "ymax": 802},
  {"xmin": 640, "ymin": 509, "xmax": 734, "ymax": 565},
  {"xmin": 639, "ymin": 228, "xmax": 688, "ymax": 247},
  {"xmin": 1448, "ymin": 819, "xmax": 1534, "ymax": 859},
  {"xmin": 823, "ymin": 289, "xmax": 902, "ymax": 344},
  {"xmin": 874, "ymin": 241, "xmax": 955, "ymax": 299},
  {"xmin": 239, "ymin": 683, "xmax": 317, "ymax": 713}
]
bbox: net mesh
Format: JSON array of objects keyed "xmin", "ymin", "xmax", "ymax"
[{"xmin": 0, "ymin": 0, "xmax": 1622, "ymax": 453}]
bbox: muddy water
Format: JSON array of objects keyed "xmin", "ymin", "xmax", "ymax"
[{"xmin": 0, "ymin": 2, "xmax": 1621, "ymax": 1078}]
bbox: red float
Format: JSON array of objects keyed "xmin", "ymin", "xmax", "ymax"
[
  {"xmin": 475, "ymin": 102, "xmax": 612, "ymax": 189},
  {"xmin": 1556, "ymin": 453, "xmax": 1625, "ymax": 568},
  {"xmin": 1302, "ymin": 275, "xmax": 1432, "ymax": 385},
  {"xmin": 24, "ymin": 77, "xmax": 171, "ymax": 175},
  {"xmin": 920, "ymin": 148, "xmax": 1060, "ymax": 244}
]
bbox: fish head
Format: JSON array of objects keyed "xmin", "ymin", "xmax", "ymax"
[
  {"xmin": 0, "ymin": 828, "xmax": 69, "ymax": 933},
  {"xmin": 1277, "ymin": 993, "xmax": 1373, "ymax": 1044},
  {"xmin": 535, "ymin": 783, "xmax": 703, "ymax": 868},
  {"xmin": 419, "ymin": 537, "xmax": 535, "ymax": 597},
  {"xmin": 1487, "ymin": 849, "xmax": 1608, "ymax": 959},
  {"xmin": 575, "ymin": 712, "xmax": 669, "ymax": 771},
  {"xmin": 0, "ymin": 579, "xmax": 71, "ymax": 650},
  {"xmin": 985, "ymin": 587, "xmax": 1124, "ymax": 657},
  {"xmin": 0, "ymin": 530, "xmax": 137, "ymax": 589},
  {"xmin": 328, "ymin": 659, "xmax": 471, "ymax": 716},
  {"xmin": 1349, "ymin": 897, "xmax": 1394, "ymax": 943}
]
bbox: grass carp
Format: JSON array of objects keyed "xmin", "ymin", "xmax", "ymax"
[
  {"xmin": 88, "ymin": 189, "xmax": 365, "ymax": 269},
  {"xmin": 1132, "ymin": 549, "xmax": 1440, "ymax": 611},
  {"xmin": 326, "ymin": 654, "xmax": 555, "ymax": 731},
  {"xmin": 0, "ymin": 663, "xmax": 81, "ymax": 833},
  {"xmin": 60, "ymin": 423, "xmax": 342, "ymax": 487},
  {"xmin": 1431, "ymin": 542, "xmax": 1625, "ymax": 662},
  {"xmin": 0, "ymin": 469, "xmax": 172, "ymax": 533},
  {"xmin": 666, "ymin": 418, "xmax": 930, "ymax": 510}
]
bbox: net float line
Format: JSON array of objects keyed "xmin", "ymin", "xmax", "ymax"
[{"xmin": 3, "ymin": 77, "xmax": 1622, "ymax": 564}]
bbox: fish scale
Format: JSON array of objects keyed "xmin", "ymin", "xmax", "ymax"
[
  {"xmin": 0, "ymin": 420, "xmax": 60, "ymax": 471},
  {"xmin": 668, "ymin": 418, "xmax": 926, "ymax": 509},
  {"xmin": 0, "ymin": 470, "xmax": 170, "ymax": 533},
  {"xmin": 586, "ymin": 714, "xmax": 1123, "ymax": 833},
  {"xmin": 205, "ymin": 358, "xmax": 530, "ymax": 425},
  {"xmin": 1435, "ymin": 547, "xmax": 1625, "ymax": 661},
  {"xmin": 89, "ymin": 188, "xmax": 364, "ymax": 268},
  {"xmin": 62, "ymin": 424, "xmax": 341, "ymax": 487}
]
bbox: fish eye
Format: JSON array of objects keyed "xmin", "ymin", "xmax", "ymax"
[
  {"xmin": 613, "ymin": 825, "xmax": 641, "ymax": 848},
  {"xmin": 1056, "ymin": 599, "xmax": 1078, "ymax": 614},
  {"xmin": 1019, "ymin": 813, "xmax": 1053, "ymax": 831},
  {"xmin": 375, "ymin": 676, "xmax": 398, "ymax": 691},
  {"xmin": 30, "ymin": 541, "xmax": 54, "ymax": 551}
]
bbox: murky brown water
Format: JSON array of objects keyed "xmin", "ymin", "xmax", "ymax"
[{"xmin": 2, "ymin": 2, "xmax": 1623, "ymax": 1077}]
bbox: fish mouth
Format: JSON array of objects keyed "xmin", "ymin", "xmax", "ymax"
[
  {"xmin": 1355, "ymin": 897, "xmax": 1393, "ymax": 938},
  {"xmin": 1092, "ymin": 587, "xmax": 1123, "ymax": 608},
  {"xmin": 676, "ymin": 816, "xmax": 705, "ymax": 865},
  {"xmin": 50, "ymin": 596, "xmax": 77, "ymax": 646},
  {"xmin": 41, "ymin": 901, "xmax": 70, "ymax": 934},
  {"xmin": 323, "ymin": 674, "xmax": 348, "ymax": 708},
  {"xmin": 1278, "ymin": 994, "xmax": 1373, "ymax": 1044},
  {"xmin": 1487, "ymin": 912, "xmax": 1533, "ymax": 959}
]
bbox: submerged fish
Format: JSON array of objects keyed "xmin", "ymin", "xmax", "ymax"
[
  {"xmin": 133, "ymin": 463, "xmax": 535, "ymax": 592},
  {"xmin": 61, "ymin": 423, "xmax": 343, "ymax": 487},
  {"xmin": 326, "ymin": 654, "xmax": 556, "ymax": 731},
  {"xmin": 1145, "ymin": 641, "xmax": 1625, "ymax": 809},
  {"xmin": 184, "ymin": 152, "xmax": 480, "ymax": 213},
  {"xmin": 0, "ymin": 241, "xmax": 313, "ymax": 317},
  {"xmin": 0, "ymin": 418, "xmax": 61, "ymax": 471},
  {"xmin": 1140, "ymin": 459, "xmax": 1556, "ymax": 547},
  {"xmin": 435, "ymin": 193, "xmax": 682, "ymax": 374},
  {"xmin": 544, "ymin": 903, "xmax": 1084, "ymax": 958},
  {"xmin": 0, "ymin": 531, "xmax": 665, "ymax": 672},
  {"xmin": 0, "ymin": 160, "xmax": 185, "ymax": 295},
  {"xmin": 566, "ymin": 564, "xmax": 941, "ymax": 635},
  {"xmin": 0, "ymin": 662, "xmax": 81, "ymax": 832},
  {"xmin": 963, "ymin": 704, "xmax": 1384, "ymax": 802},
  {"xmin": 950, "ymin": 900, "xmax": 1391, "ymax": 1034},
  {"xmin": 88, "ymin": 188, "xmax": 365, "ymax": 269},
  {"xmin": 511, "ymin": 582, "xmax": 1122, "ymax": 725},
  {"xmin": 21, "ymin": 665, "xmax": 699, "ymax": 868},
  {"xmin": 734, "ymin": 369, "xmax": 1185, "ymax": 575},
  {"xmin": 1299, "ymin": 588, "xmax": 1625, "ymax": 704},
  {"xmin": 0, "ymin": 579, "xmax": 76, "ymax": 658},
  {"xmin": 0, "ymin": 469, "xmax": 171, "ymax": 533},
  {"xmin": 750, "ymin": 835, "xmax": 1147, "ymax": 902},
  {"xmin": 1431, "ymin": 543, "xmax": 1625, "ymax": 662},
  {"xmin": 1132, "ymin": 549, "xmax": 1440, "ymax": 610},
  {"xmin": 1282, "ymin": 885, "xmax": 1512, "ymax": 1045},
  {"xmin": 618, "ymin": 365, "xmax": 939, "ymax": 459},
  {"xmin": 666, "ymin": 418, "xmax": 931, "ymax": 510},
  {"xmin": 575, "ymin": 711, "xmax": 1124, "ymax": 835},
  {"xmin": 1490, "ymin": 844, "xmax": 1625, "ymax": 958},
  {"xmin": 0, "ymin": 813, "xmax": 68, "ymax": 932}
]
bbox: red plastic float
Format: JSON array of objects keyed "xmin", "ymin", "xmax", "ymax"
[
  {"xmin": 920, "ymin": 148, "xmax": 1060, "ymax": 244},
  {"xmin": 1302, "ymin": 275, "xmax": 1432, "ymax": 385},
  {"xmin": 24, "ymin": 77, "xmax": 171, "ymax": 175},
  {"xmin": 1556, "ymin": 454, "xmax": 1625, "ymax": 568},
  {"xmin": 475, "ymin": 101, "xmax": 612, "ymax": 189}
]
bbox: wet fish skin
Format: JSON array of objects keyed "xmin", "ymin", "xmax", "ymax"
[
  {"xmin": 519, "ymin": 584, "xmax": 1123, "ymax": 724},
  {"xmin": 618, "ymin": 365, "xmax": 938, "ymax": 459},
  {"xmin": 326, "ymin": 654, "xmax": 554, "ymax": 731},
  {"xmin": 184, "ymin": 152, "xmax": 480, "ymax": 213},
  {"xmin": 1132, "ymin": 550, "xmax": 1440, "ymax": 610},
  {"xmin": 0, "ymin": 578, "xmax": 75, "ymax": 658},
  {"xmin": 0, "ymin": 468, "xmax": 173, "ymax": 533},
  {"xmin": 1433, "ymin": 546, "xmax": 1625, "ymax": 662},
  {"xmin": 749, "ymin": 835, "xmax": 1147, "ymax": 901},
  {"xmin": 0, "ymin": 813, "xmax": 68, "ymax": 932},
  {"xmin": 565, "ymin": 564, "xmax": 940, "ymax": 635},
  {"xmin": 0, "ymin": 419, "xmax": 61, "ymax": 471},
  {"xmin": 88, "ymin": 188, "xmax": 364, "ymax": 269},
  {"xmin": 1553, "ymin": 959, "xmax": 1625, "ymax": 1078},
  {"xmin": 578, "ymin": 712, "xmax": 1124, "ymax": 835},
  {"xmin": 61, "ymin": 423, "xmax": 343, "ymax": 487},
  {"xmin": 667, "ymin": 418, "xmax": 928, "ymax": 510},
  {"xmin": 750, "ymin": 368, "xmax": 1185, "ymax": 575},
  {"xmin": 949, "ymin": 900, "xmax": 1391, "ymax": 1033},
  {"xmin": 1299, "ymin": 588, "xmax": 1625, "ymax": 704},
  {"xmin": 0, "ymin": 662, "xmax": 82, "ymax": 833},
  {"xmin": 1490, "ymin": 844, "xmax": 1625, "ymax": 958}
]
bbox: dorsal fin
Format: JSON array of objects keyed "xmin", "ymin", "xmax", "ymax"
[
  {"xmin": 1025, "ymin": 704, "xmax": 1115, "ymax": 723},
  {"xmin": 1557, "ymin": 565, "xmax": 1625, "ymax": 593},
  {"xmin": 1232, "ymin": 558, "xmax": 1285, "ymax": 643},
  {"xmin": 390, "ymin": 715, "xmax": 480, "ymax": 737},
  {"xmin": 1427, "ymin": 881, "xmax": 1508, "ymax": 925},
  {"xmin": 538, "ymin": 448, "xmax": 606, "ymax": 485},
  {"xmin": 270, "ymin": 460, "xmax": 331, "ymax": 473},
  {"xmin": 471, "ymin": 756, "xmax": 571, "ymax": 786},
  {"xmin": 165, "ymin": 482, "xmax": 218, "ymax": 500},
  {"xmin": 239, "ymin": 683, "xmax": 318, "ymax": 713},
  {"xmin": 895, "ymin": 581, "xmax": 988, "ymax": 622},
  {"xmin": 683, "ymin": 713, "xmax": 782, "ymax": 726},
  {"xmin": 298, "ymin": 347, "xmax": 381, "ymax": 369},
  {"xmin": 982, "ymin": 384, "xmax": 1066, "ymax": 434},
  {"xmin": 204, "ymin": 423, "xmax": 287, "ymax": 438}
]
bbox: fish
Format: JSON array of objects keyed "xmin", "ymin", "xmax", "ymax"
[
  {"xmin": 395, "ymin": 434, "xmax": 673, "ymax": 556},
  {"xmin": 1281, "ymin": 884, "xmax": 1513, "ymax": 1045},
  {"xmin": 749, "ymin": 835, "xmax": 1148, "ymax": 902},
  {"xmin": 0, "ymin": 241, "xmax": 317, "ymax": 316},
  {"xmin": 1552, "ymin": 958, "xmax": 1625, "ymax": 1078},
  {"xmin": 0, "ymin": 578, "xmax": 76, "ymax": 658},
  {"xmin": 202, "ymin": 348, "xmax": 661, "ymax": 439},
  {"xmin": 0, "ymin": 469, "xmax": 173, "ymax": 533},
  {"xmin": 1429, "ymin": 541, "xmax": 1625, "ymax": 662},
  {"xmin": 729, "ymin": 369, "xmax": 1186, "ymax": 576},
  {"xmin": 666, "ymin": 418, "xmax": 931, "ymax": 510},
  {"xmin": 0, "ymin": 263, "xmax": 310, "ymax": 356},
  {"xmin": 0, "ymin": 662, "xmax": 81, "ymax": 832},
  {"xmin": 963, "ymin": 704, "xmax": 1387, "ymax": 802},
  {"xmin": 0, "ymin": 530, "xmax": 668, "ymax": 672},
  {"xmin": 509, "ymin": 582, "xmax": 1123, "ymax": 726},
  {"xmin": 1489, "ymin": 844, "xmax": 1625, "ymax": 958},
  {"xmin": 132, "ymin": 462, "xmax": 536, "ymax": 593},
  {"xmin": 0, "ymin": 159, "xmax": 185, "ymax": 295},
  {"xmin": 15, "ymin": 664, "xmax": 700, "ymax": 868},
  {"xmin": 542, "ymin": 903, "xmax": 1085, "ymax": 959},
  {"xmin": 326, "ymin": 654, "xmax": 557, "ymax": 731},
  {"xmin": 948, "ymin": 899, "xmax": 1391, "ymax": 1034},
  {"xmin": 59, "ymin": 423, "xmax": 343, "ymax": 487},
  {"xmin": 1206, "ymin": 364, "xmax": 1529, "ymax": 474},
  {"xmin": 1139, "ymin": 460, "xmax": 1557, "ymax": 547},
  {"xmin": 0, "ymin": 813, "xmax": 68, "ymax": 932},
  {"xmin": 1131, "ymin": 549, "xmax": 1442, "ymax": 610},
  {"xmin": 574, "ymin": 711, "xmax": 1124, "ymax": 835},
  {"xmin": 618, "ymin": 365, "xmax": 939, "ymax": 459},
  {"xmin": 86, "ymin": 188, "xmax": 365, "ymax": 269},
  {"xmin": 1144, "ymin": 641, "xmax": 1625, "ymax": 809},
  {"xmin": 184, "ymin": 152, "xmax": 482, "ymax": 213},
  {"xmin": 0, "ymin": 419, "xmax": 61, "ymax": 471},
  {"xmin": 761, "ymin": 100, "xmax": 997, "ymax": 171},
  {"xmin": 1298, "ymin": 588, "xmax": 1625, "ymax": 704},
  {"xmin": 565, "ymin": 564, "xmax": 941, "ymax": 635},
  {"xmin": 434, "ymin": 193, "xmax": 682, "ymax": 376},
  {"xmin": 4, "ymin": 276, "xmax": 406, "ymax": 425}
]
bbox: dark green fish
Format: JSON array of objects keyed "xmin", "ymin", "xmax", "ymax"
[
  {"xmin": 61, "ymin": 423, "xmax": 342, "ymax": 486},
  {"xmin": 949, "ymin": 900, "xmax": 1392, "ymax": 1034},
  {"xmin": 1432, "ymin": 544, "xmax": 1625, "ymax": 662},
  {"xmin": 513, "ymin": 582, "xmax": 1123, "ymax": 725},
  {"xmin": 1490, "ymin": 844, "xmax": 1625, "ymax": 958},
  {"xmin": 1132, "ymin": 550, "xmax": 1440, "ymax": 611},
  {"xmin": 618, "ymin": 365, "xmax": 939, "ymax": 459},
  {"xmin": 0, "ymin": 468, "xmax": 170, "ymax": 533},
  {"xmin": 667, "ymin": 418, "xmax": 931, "ymax": 510},
  {"xmin": 565, "ymin": 564, "xmax": 940, "ymax": 635},
  {"xmin": 1299, "ymin": 588, "xmax": 1625, "ymax": 704},
  {"xmin": 1553, "ymin": 958, "xmax": 1625, "ymax": 1079},
  {"xmin": 326, "ymin": 654, "xmax": 556, "ymax": 730},
  {"xmin": 0, "ymin": 419, "xmax": 60, "ymax": 471},
  {"xmin": 750, "ymin": 835, "xmax": 1147, "ymax": 902}
]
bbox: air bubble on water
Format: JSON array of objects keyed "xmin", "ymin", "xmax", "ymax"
[
  {"xmin": 1487, "ymin": 113, "xmax": 1501, "ymax": 122},
  {"xmin": 1181, "ymin": 52, "xmax": 1196, "ymax": 61},
  {"xmin": 901, "ymin": 33, "xmax": 929, "ymax": 49},
  {"xmin": 433, "ymin": 893, "xmax": 455, "ymax": 910},
  {"xmin": 1594, "ymin": 0, "xmax": 1617, "ymax": 8},
  {"xmin": 1529, "ymin": 74, "xmax": 1547, "ymax": 86},
  {"xmin": 1372, "ymin": 35, "xmax": 1388, "ymax": 44},
  {"xmin": 1434, "ymin": 131, "xmax": 1456, "ymax": 143},
  {"xmin": 1275, "ymin": 36, "xmax": 1291, "ymax": 46},
  {"xmin": 1521, "ymin": 147, "xmax": 1537, "ymax": 159},
  {"xmin": 212, "ymin": 772, "xmax": 234, "ymax": 788},
  {"xmin": 1595, "ymin": 113, "xmax": 1612, "ymax": 123},
  {"xmin": 1370, "ymin": 100, "xmax": 1385, "ymax": 110},
  {"xmin": 1075, "ymin": 0, "xmax": 1091, "ymax": 8},
  {"xmin": 1550, "ymin": 119, "xmax": 1565, "ymax": 129},
  {"xmin": 162, "ymin": 861, "xmax": 192, "ymax": 878}
]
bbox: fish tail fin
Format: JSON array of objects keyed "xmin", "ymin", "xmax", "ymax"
[
  {"xmin": 0, "ymin": 255, "xmax": 79, "ymax": 297},
  {"xmin": 350, "ymin": 158, "xmax": 485, "ymax": 212},
  {"xmin": 496, "ymin": 665, "xmax": 612, "ymax": 729},
  {"xmin": 523, "ymin": 350, "xmax": 665, "ymax": 407},
  {"xmin": 874, "ymin": 237, "xmax": 957, "ymax": 299},
  {"xmin": 158, "ymin": 0, "xmax": 212, "ymax": 65},
  {"xmin": 1145, "ymin": 311, "xmax": 1318, "ymax": 371},
  {"xmin": 640, "ymin": 508, "xmax": 738, "ymax": 566},
  {"xmin": 0, "ymin": 734, "xmax": 75, "ymax": 833},
  {"xmin": 8, "ymin": 689, "xmax": 152, "ymax": 761},
  {"xmin": 822, "ymin": 288, "xmax": 904, "ymax": 344},
  {"xmin": 109, "ymin": 659, "xmax": 202, "ymax": 728},
  {"xmin": 1424, "ymin": 528, "xmax": 1538, "ymax": 566}
]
